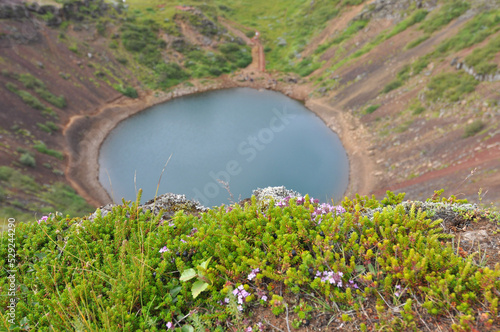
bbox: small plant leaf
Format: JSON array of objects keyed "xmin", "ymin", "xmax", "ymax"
[
  {"xmin": 170, "ymin": 285, "xmax": 182, "ymax": 297},
  {"xmin": 180, "ymin": 268, "xmax": 197, "ymax": 281},
  {"xmin": 191, "ymin": 280, "xmax": 209, "ymax": 298},
  {"xmin": 199, "ymin": 257, "xmax": 212, "ymax": 270},
  {"xmin": 181, "ymin": 325, "xmax": 194, "ymax": 332}
]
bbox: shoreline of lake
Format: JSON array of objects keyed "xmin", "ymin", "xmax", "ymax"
[{"xmin": 64, "ymin": 72, "xmax": 376, "ymax": 208}]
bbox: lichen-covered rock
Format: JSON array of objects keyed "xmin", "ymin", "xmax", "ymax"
[
  {"xmin": 142, "ymin": 193, "xmax": 207, "ymax": 219},
  {"xmin": 88, "ymin": 193, "xmax": 207, "ymax": 222},
  {"xmin": 252, "ymin": 186, "xmax": 301, "ymax": 204}
]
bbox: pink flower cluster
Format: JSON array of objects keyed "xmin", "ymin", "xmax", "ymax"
[
  {"xmin": 37, "ymin": 214, "xmax": 51, "ymax": 224},
  {"xmin": 247, "ymin": 268, "xmax": 260, "ymax": 281},
  {"xmin": 316, "ymin": 270, "xmax": 344, "ymax": 287}
]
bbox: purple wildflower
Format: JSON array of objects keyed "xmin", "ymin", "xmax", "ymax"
[
  {"xmin": 248, "ymin": 268, "xmax": 260, "ymax": 281},
  {"xmin": 159, "ymin": 246, "xmax": 169, "ymax": 253},
  {"xmin": 395, "ymin": 284, "xmax": 402, "ymax": 297},
  {"xmin": 349, "ymin": 279, "xmax": 359, "ymax": 289},
  {"xmin": 166, "ymin": 322, "xmax": 173, "ymax": 329},
  {"xmin": 261, "ymin": 295, "xmax": 268, "ymax": 302},
  {"xmin": 317, "ymin": 270, "xmax": 344, "ymax": 288}
]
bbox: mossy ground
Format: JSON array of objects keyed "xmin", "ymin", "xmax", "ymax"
[{"xmin": 1, "ymin": 191, "xmax": 499, "ymax": 331}]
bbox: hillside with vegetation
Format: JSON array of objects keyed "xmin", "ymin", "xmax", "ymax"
[{"xmin": 0, "ymin": 0, "xmax": 500, "ymax": 330}]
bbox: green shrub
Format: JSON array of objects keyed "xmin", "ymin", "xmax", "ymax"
[
  {"xmin": 412, "ymin": 57, "xmax": 429, "ymax": 75},
  {"xmin": 33, "ymin": 142, "xmax": 64, "ymax": 160},
  {"xmin": 412, "ymin": 106, "xmax": 425, "ymax": 115},
  {"xmin": 116, "ymin": 57, "xmax": 128, "ymax": 65},
  {"xmin": 18, "ymin": 73, "xmax": 44, "ymax": 90},
  {"xmin": 293, "ymin": 57, "xmax": 321, "ymax": 77},
  {"xmin": 382, "ymin": 80, "xmax": 403, "ymax": 93},
  {"xmin": 115, "ymin": 84, "xmax": 138, "ymax": 98},
  {"xmin": 245, "ymin": 30, "xmax": 255, "ymax": 38},
  {"xmin": 34, "ymin": 88, "xmax": 67, "ymax": 108},
  {"xmin": 425, "ymin": 72, "xmax": 478, "ymax": 102},
  {"xmin": 405, "ymin": 34, "xmax": 430, "ymax": 49},
  {"xmin": 96, "ymin": 21, "xmax": 107, "ymax": 36},
  {"xmin": 421, "ymin": 0, "xmax": 470, "ymax": 34},
  {"xmin": 0, "ymin": 166, "xmax": 14, "ymax": 181},
  {"xmin": 15, "ymin": 74, "xmax": 67, "ymax": 108},
  {"xmin": 464, "ymin": 34, "xmax": 500, "ymax": 76},
  {"xmin": 397, "ymin": 64, "xmax": 411, "ymax": 81},
  {"xmin": 156, "ymin": 63, "xmax": 189, "ymax": 88},
  {"xmin": 19, "ymin": 152, "xmax": 36, "ymax": 167},
  {"xmin": 364, "ymin": 104, "xmax": 380, "ymax": 114},
  {"xmin": 6, "ymin": 83, "xmax": 49, "ymax": 111},
  {"xmin": 386, "ymin": 9, "xmax": 428, "ymax": 39},
  {"xmin": 40, "ymin": 182, "xmax": 94, "ymax": 216},
  {"xmin": 434, "ymin": 9, "xmax": 500, "ymax": 55},
  {"xmin": 463, "ymin": 120, "xmax": 485, "ymax": 138},
  {"xmin": 315, "ymin": 19, "xmax": 368, "ymax": 55}
]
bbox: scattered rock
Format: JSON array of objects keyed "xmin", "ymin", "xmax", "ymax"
[{"xmin": 277, "ymin": 37, "xmax": 287, "ymax": 46}]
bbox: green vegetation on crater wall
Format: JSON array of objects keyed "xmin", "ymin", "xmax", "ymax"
[
  {"xmin": 0, "ymin": 166, "xmax": 94, "ymax": 223},
  {"xmin": 425, "ymin": 72, "xmax": 479, "ymax": 103},
  {"xmin": 421, "ymin": 0, "xmax": 470, "ymax": 34},
  {"xmin": 464, "ymin": 34, "xmax": 500, "ymax": 76},
  {"xmin": 434, "ymin": 9, "xmax": 500, "ymax": 55},
  {"xmin": 213, "ymin": 0, "xmax": 345, "ymax": 71}
]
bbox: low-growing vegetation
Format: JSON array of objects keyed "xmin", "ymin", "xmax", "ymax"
[
  {"xmin": 463, "ymin": 120, "xmax": 485, "ymax": 138},
  {"xmin": 0, "ymin": 166, "xmax": 94, "ymax": 222},
  {"xmin": 1, "ymin": 191, "xmax": 498, "ymax": 331},
  {"xmin": 33, "ymin": 142, "xmax": 64, "ymax": 160},
  {"xmin": 434, "ymin": 9, "xmax": 500, "ymax": 55},
  {"xmin": 425, "ymin": 72, "xmax": 479, "ymax": 103},
  {"xmin": 363, "ymin": 104, "xmax": 380, "ymax": 115},
  {"xmin": 464, "ymin": 34, "xmax": 500, "ymax": 76},
  {"xmin": 421, "ymin": 0, "xmax": 469, "ymax": 34}
]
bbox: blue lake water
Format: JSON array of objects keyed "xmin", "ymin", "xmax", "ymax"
[{"xmin": 98, "ymin": 88, "xmax": 349, "ymax": 206}]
